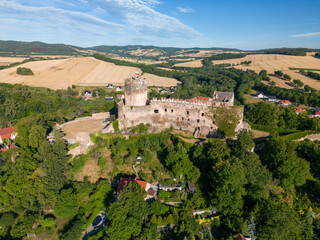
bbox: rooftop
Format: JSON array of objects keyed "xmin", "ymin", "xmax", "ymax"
[
  {"xmin": 0, "ymin": 126, "xmax": 16, "ymax": 140},
  {"xmin": 117, "ymin": 176, "xmax": 148, "ymax": 194}
]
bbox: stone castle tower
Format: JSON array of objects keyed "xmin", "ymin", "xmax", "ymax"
[{"xmin": 124, "ymin": 77, "xmax": 147, "ymax": 106}]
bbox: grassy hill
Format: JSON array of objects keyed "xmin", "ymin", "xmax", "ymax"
[{"xmin": 0, "ymin": 40, "xmax": 80, "ymax": 56}]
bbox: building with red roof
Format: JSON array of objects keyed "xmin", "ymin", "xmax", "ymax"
[
  {"xmin": 280, "ymin": 100, "xmax": 291, "ymax": 107},
  {"xmin": 294, "ymin": 107, "xmax": 305, "ymax": 114},
  {"xmin": 0, "ymin": 126, "xmax": 17, "ymax": 144},
  {"xmin": 116, "ymin": 176, "xmax": 149, "ymax": 194}
]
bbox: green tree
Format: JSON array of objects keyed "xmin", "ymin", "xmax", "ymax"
[
  {"xmin": 209, "ymin": 157, "xmax": 247, "ymax": 215},
  {"xmin": 53, "ymin": 188, "xmax": 78, "ymax": 219},
  {"xmin": 260, "ymin": 133, "xmax": 310, "ymax": 189},
  {"xmin": 256, "ymin": 199, "xmax": 301, "ymax": 240},
  {"xmin": 28, "ymin": 125, "xmax": 47, "ymax": 149}
]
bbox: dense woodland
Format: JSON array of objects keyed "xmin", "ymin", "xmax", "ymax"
[{"xmin": 1, "ymin": 52, "xmax": 320, "ymax": 239}]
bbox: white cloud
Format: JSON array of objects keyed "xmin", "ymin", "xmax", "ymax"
[
  {"xmin": 0, "ymin": 0, "xmax": 201, "ymax": 46},
  {"xmin": 290, "ymin": 32, "xmax": 320, "ymax": 38},
  {"xmin": 177, "ymin": 7, "xmax": 194, "ymax": 13}
]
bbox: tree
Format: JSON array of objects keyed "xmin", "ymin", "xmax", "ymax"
[
  {"xmin": 245, "ymin": 215, "xmax": 257, "ymax": 240},
  {"xmin": 274, "ymin": 70, "xmax": 283, "ymax": 77},
  {"xmin": 256, "ymin": 199, "xmax": 302, "ymax": 240},
  {"xmin": 283, "ymin": 74, "xmax": 291, "ymax": 81},
  {"xmin": 260, "ymin": 132, "xmax": 310, "ymax": 189},
  {"xmin": 106, "ymin": 182, "xmax": 148, "ymax": 240},
  {"xmin": 209, "ymin": 157, "xmax": 247, "ymax": 215},
  {"xmin": 53, "ymin": 188, "xmax": 78, "ymax": 219},
  {"xmin": 28, "ymin": 125, "xmax": 47, "ymax": 149}
]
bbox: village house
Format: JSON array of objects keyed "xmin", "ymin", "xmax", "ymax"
[
  {"xmin": 256, "ymin": 92, "xmax": 266, "ymax": 98},
  {"xmin": 116, "ymin": 94, "xmax": 124, "ymax": 100},
  {"xmin": 235, "ymin": 233, "xmax": 251, "ymax": 240},
  {"xmin": 115, "ymin": 86, "xmax": 122, "ymax": 92},
  {"xmin": 294, "ymin": 107, "xmax": 305, "ymax": 114},
  {"xmin": 116, "ymin": 176, "xmax": 157, "ymax": 200},
  {"xmin": 84, "ymin": 90, "xmax": 92, "ymax": 97},
  {"xmin": 279, "ymin": 100, "xmax": 291, "ymax": 107},
  {"xmin": 107, "ymin": 84, "xmax": 114, "ymax": 89},
  {"xmin": 0, "ymin": 126, "xmax": 17, "ymax": 145},
  {"xmin": 0, "ymin": 126, "xmax": 18, "ymax": 153},
  {"xmin": 267, "ymin": 96, "xmax": 277, "ymax": 102},
  {"xmin": 105, "ymin": 96, "xmax": 114, "ymax": 101},
  {"xmin": 159, "ymin": 184, "xmax": 183, "ymax": 192}
]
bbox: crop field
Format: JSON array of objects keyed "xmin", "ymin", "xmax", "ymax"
[
  {"xmin": 0, "ymin": 57, "xmax": 179, "ymax": 89},
  {"xmin": 176, "ymin": 53, "xmax": 320, "ymax": 90},
  {"xmin": 0, "ymin": 57, "xmax": 26, "ymax": 66}
]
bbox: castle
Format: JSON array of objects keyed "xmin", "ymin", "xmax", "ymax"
[{"xmin": 109, "ymin": 77, "xmax": 246, "ymax": 138}]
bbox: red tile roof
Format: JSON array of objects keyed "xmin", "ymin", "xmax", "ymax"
[
  {"xmin": 294, "ymin": 108, "xmax": 305, "ymax": 113},
  {"xmin": 117, "ymin": 177, "xmax": 148, "ymax": 194},
  {"xmin": 0, "ymin": 144, "xmax": 18, "ymax": 153},
  {"xmin": 281, "ymin": 100, "xmax": 291, "ymax": 104},
  {"xmin": 316, "ymin": 112, "xmax": 320, "ymax": 116},
  {"xmin": 0, "ymin": 126, "xmax": 15, "ymax": 140},
  {"xmin": 190, "ymin": 96, "xmax": 211, "ymax": 102},
  {"xmin": 236, "ymin": 233, "xmax": 246, "ymax": 240}
]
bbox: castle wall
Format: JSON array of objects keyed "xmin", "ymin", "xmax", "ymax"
[{"xmin": 118, "ymin": 100, "xmax": 219, "ymax": 136}]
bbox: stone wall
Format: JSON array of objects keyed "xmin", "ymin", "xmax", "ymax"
[{"xmin": 124, "ymin": 77, "xmax": 148, "ymax": 106}]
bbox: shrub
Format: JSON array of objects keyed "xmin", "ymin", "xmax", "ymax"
[{"xmin": 16, "ymin": 67, "xmax": 34, "ymax": 75}]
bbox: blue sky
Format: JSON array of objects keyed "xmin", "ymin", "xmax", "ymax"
[{"xmin": 0, "ymin": 0, "xmax": 319, "ymax": 50}]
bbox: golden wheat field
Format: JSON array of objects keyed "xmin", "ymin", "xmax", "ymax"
[
  {"xmin": 0, "ymin": 57, "xmax": 179, "ymax": 89},
  {"xmin": 175, "ymin": 53, "xmax": 320, "ymax": 90}
]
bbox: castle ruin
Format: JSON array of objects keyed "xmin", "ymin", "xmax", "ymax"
[{"xmin": 114, "ymin": 77, "xmax": 246, "ymax": 137}]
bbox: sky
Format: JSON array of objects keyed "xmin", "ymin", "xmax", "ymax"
[{"xmin": 0, "ymin": 0, "xmax": 319, "ymax": 50}]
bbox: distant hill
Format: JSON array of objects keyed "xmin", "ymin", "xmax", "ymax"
[
  {"xmin": 0, "ymin": 40, "xmax": 80, "ymax": 56},
  {"xmin": 88, "ymin": 45, "xmax": 241, "ymax": 60}
]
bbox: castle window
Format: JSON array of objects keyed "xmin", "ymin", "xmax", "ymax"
[
  {"xmin": 188, "ymin": 119, "xmax": 190, "ymax": 121},
  {"xmin": 186, "ymin": 111, "xmax": 189, "ymax": 115},
  {"xmin": 201, "ymin": 113, "xmax": 204, "ymax": 117},
  {"xmin": 171, "ymin": 109, "xmax": 173, "ymax": 113},
  {"xmin": 165, "ymin": 109, "xmax": 167, "ymax": 112},
  {"xmin": 154, "ymin": 110, "xmax": 159, "ymax": 113},
  {"xmin": 197, "ymin": 119, "xmax": 200, "ymax": 123},
  {"xmin": 212, "ymin": 121, "xmax": 215, "ymax": 124}
]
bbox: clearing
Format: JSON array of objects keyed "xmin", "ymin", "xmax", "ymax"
[
  {"xmin": 0, "ymin": 57, "xmax": 179, "ymax": 89},
  {"xmin": 61, "ymin": 118, "xmax": 107, "ymax": 139}
]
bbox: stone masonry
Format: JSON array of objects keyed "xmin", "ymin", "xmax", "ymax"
[{"xmin": 115, "ymin": 77, "xmax": 245, "ymax": 137}]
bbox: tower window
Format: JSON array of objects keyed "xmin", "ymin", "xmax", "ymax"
[
  {"xmin": 201, "ymin": 113, "xmax": 204, "ymax": 117},
  {"xmin": 197, "ymin": 119, "xmax": 200, "ymax": 123},
  {"xmin": 186, "ymin": 111, "xmax": 189, "ymax": 115},
  {"xmin": 165, "ymin": 109, "xmax": 167, "ymax": 112},
  {"xmin": 154, "ymin": 110, "xmax": 159, "ymax": 113},
  {"xmin": 171, "ymin": 109, "xmax": 173, "ymax": 113}
]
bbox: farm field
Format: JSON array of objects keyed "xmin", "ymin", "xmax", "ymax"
[
  {"xmin": 0, "ymin": 57, "xmax": 179, "ymax": 89},
  {"xmin": 176, "ymin": 53, "xmax": 320, "ymax": 90},
  {"xmin": 0, "ymin": 57, "xmax": 26, "ymax": 66},
  {"xmin": 175, "ymin": 59, "xmax": 203, "ymax": 68}
]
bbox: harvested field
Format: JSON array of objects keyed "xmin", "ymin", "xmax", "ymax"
[
  {"xmin": 142, "ymin": 73, "xmax": 178, "ymax": 87},
  {"xmin": 0, "ymin": 57, "xmax": 179, "ymax": 89},
  {"xmin": 176, "ymin": 53, "xmax": 320, "ymax": 90},
  {"xmin": 211, "ymin": 54, "xmax": 320, "ymax": 72},
  {"xmin": 175, "ymin": 59, "xmax": 203, "ymax": 68},
  {"xmin": 0, "ymin": 57, "xmax": 26, "ymax": 66}
]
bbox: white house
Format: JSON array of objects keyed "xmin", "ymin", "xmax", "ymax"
[
  {"xmin": 0, "ymin": 126, "xmax": 17, "ymax": 145},
  {"xmin": 115, "ymin": 87, "xmax": 122, "ymax": 92}
]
